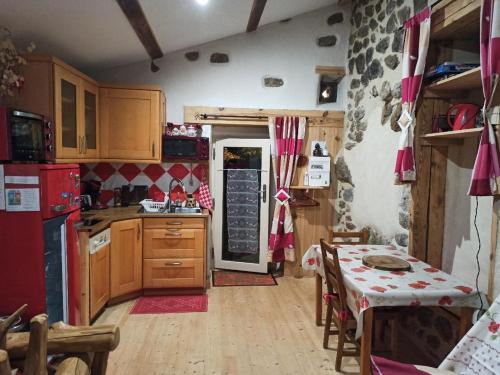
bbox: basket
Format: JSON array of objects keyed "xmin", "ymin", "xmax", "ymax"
[{"xmin": 139, "ymin": 198, "xmax": 169, "ymax": 213}]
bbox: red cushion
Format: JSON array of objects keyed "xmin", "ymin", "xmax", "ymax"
[{"xmin": 371, "ymin": 356, "xmax": 430, "ymax": 375}]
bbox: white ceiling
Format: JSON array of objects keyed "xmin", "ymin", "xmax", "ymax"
[{"xmin": 0, "ymin": 0, "xmax": 337, "ymax": 73}]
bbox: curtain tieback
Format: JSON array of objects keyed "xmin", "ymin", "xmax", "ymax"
[
  {"xmin": 397, "ymin": 108, "xmax": 414, "ymax": 131},
  {"xmin": 274, "ymin": 188, "xmax": 291, "ymax": 205}
]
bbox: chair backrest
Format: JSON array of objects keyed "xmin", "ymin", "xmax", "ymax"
[
  {"xmin": 320, "ymin": 239, "xmax": 349, "ymax": 313},
  {"xmin": 330, "ymin": 230, "xmax": 369, "ymax": 245}
]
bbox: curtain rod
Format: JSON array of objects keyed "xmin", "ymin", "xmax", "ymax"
[
  {"xmin": 195, "ymin": 113, "xmax": 309, "ymax": 121},
  {"xmin": 396, "ymin": 0, "xmax": 444, "ymax": 31}
]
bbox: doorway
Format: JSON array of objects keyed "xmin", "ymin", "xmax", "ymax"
[{"xmin": 213, "ymin": 138, "xmax": 271, "ymax": 273}]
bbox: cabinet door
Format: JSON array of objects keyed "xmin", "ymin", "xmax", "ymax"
[
  {"xmin": 90, "ymin": 244, "xmax": 110, "ymax": 319},
  {"xmin": 110, "ymin": 219, "xmax": 142, "ymax": 298},
  {"xmin": 100, "ymin": 88, "xmax": 160, "ymax": 161},
  {"xmin": 81, "ymin": 80, "xmax": 99, "ymax": 159},
  {"xmin": 54, "ymin": 65, "xmax": 81, "ymax": 159}
]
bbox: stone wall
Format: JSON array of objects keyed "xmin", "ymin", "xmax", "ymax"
[{"xmin": 334, "ymin": 0, "xmax": 428, "ymax": 248}]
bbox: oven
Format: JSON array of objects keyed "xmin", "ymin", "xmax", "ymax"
[
  {"xmin": 162, "ymin": 135, "xmax": 209, "ymax": 161},
  {"xmin": 0, "ymin": 106, "xmax": 54, "ymax": 162}
]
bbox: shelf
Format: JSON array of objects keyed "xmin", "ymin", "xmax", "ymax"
[
  {"xmin": 290, "ymin": 185, "xmax": 327, "ymax": 190},
  {"xmin": 425, "ymin": 67, "xmax": 481, "ymax": 92},
  {"xmin": 315, "ymin": 66, "xmax": 345, "ymax": 81},
  {"xmin": 431, "ymin": 0, "xmax": 480, "ymax": 41},
  {"xmin": 421, "ymin": 128, "xmax": 482, "ymax": 146}
]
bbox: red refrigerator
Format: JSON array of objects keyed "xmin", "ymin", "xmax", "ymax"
[{"xmin": 0, "ymin": 164, "xmax": 82, "ymax": 324}]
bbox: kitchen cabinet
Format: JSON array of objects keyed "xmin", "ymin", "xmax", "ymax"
[
  {"xmin": 54, "ymin": 65, "xmax": 100, "ymax": 160},
  {"xmin": 90, "ymin": 243, "xmax": 110, "ymax": 319},
  {"xmin": 110, "ymin": 218, "xmax": 143, "ymax": 298},
  {"xmin": 99, "ymin": 86, "xmax": 163, "ymax": 163},
  {"xmin": 142, "ymin": 218, "xmax": 206, "ymax": 289}
]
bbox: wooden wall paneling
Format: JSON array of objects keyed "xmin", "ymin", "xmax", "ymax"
[
  {"xmin": 184, "ymin": 106, "xmax": 344, "ymax": 127},
  {"xmin": 287, "ymin": 125, "xmax": 343, "ymax": 277},
  {"xmin": 410, "ymin": 99, "xmax": 435, "ymax": 260}
]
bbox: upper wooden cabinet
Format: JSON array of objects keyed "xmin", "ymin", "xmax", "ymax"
[
  {"xmin": 99, "ymin": 86, "xmax": 163, "ymax": 163},
  {"xmin": 6, "ymin": 55, "xmax": 164, "ymax": 163}
]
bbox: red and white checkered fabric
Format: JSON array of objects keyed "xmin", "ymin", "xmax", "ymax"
[{"xmin": 197, "ymin": 181, "xmax": 213, "ymax": 211}]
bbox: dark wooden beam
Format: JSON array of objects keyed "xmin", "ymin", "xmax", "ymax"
[
  {"xmin": 115, "ymin": 0, "xmax": 163, "ymax": 60},
  {"xmin": 246, "ymin": 0, "xmax": 267, "ymax": 33}
]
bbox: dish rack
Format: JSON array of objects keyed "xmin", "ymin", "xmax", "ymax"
[{"xmin": 139, "ymin": 198, "xmax": 169, "ymax": 213}]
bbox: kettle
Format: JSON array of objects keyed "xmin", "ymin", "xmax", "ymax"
[{"xmin": 447, "ymin": 103, "xmax": 480, "ymax": 131}]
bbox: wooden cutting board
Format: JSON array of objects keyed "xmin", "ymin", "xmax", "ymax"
[{"xmin": 362, "ymin": 255, "xmax": 411, "ymax": 271}]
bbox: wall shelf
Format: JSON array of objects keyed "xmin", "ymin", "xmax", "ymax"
[
  {"xmin": 425, "ymin": 67, "xmax": 481, "ymax": 92},
  {"xmin": 290, "ymin": 185, "xmax": 327, "ymax": 190},
  {"xmin": 421, "ymin": 128, "xmax": 482, "ymax": 146}
]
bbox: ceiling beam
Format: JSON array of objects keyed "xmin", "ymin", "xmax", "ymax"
[
  {"xmin": 115, "ymin": 0, "xmax": 163, "ymax": 60},
  {"xmin": 246, "ymin": 0, "xmax": 267, "ymax": 33}
]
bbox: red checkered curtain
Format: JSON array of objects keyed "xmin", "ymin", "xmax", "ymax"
[
  {"xmin": 268, "ymin": 116, "xmax": 306, "ymax": 262},
  {"xmin": 394, "ymin": 7, "xmax": 431, "ymax": 184},
  {"xmin": 468, "ymin": 0, "xmax": 500, "ymax": 196}
]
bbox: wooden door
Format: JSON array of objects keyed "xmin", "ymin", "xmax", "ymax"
[
  {"xmin": 80, "ymin": 80, "xmax": 99, "ymax": 159},
  {"xmin": 100, "ymin": 88, "xmax": 160, "ymax": 161},
  {"xmin": 89, "ymin": 244, "xmax": 109, "ymax": 319},
  {"xmin": 110, "ymin": 219, "xmax": 143, "ymax": 298},
  {"xmin": 54, "ymin": 65, "xmax": 81, "ymax": 159}
]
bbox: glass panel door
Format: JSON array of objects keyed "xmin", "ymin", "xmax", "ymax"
[
  {"xmin": 82, "ymin": 81, "xmax": 98, "ymax": 158},
  {"xmin": 214, "ymin": 139, "xmax": 270, "ymax": 273},
  {"xmin": 54, "ymin": 66, "xmax": 80, "ymax": 159}
]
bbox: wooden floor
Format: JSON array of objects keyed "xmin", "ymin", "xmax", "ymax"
[{"xmin": 95, "ymin": 276, "xmax": 360, "ymax": 375}]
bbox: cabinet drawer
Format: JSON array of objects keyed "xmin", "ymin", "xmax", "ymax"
[
  {"xmin": 143, "ymin": 258, "xmax": 204, "ymax": 288},
  {"xmin": 143, "ymin": 217, "xmax": 205, "ymax": 229},
  {"xmin": 143, "ymin": 229, "xmax": 205, "ymax": 259}
]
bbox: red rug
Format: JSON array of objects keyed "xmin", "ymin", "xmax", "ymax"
[
  {"xmin": 212, "ymin": 270, "xmax": 277, "ymax": 287},
  {"xmin": 130, "ymin": 295, "xmax": 208, "ymax": 314}
]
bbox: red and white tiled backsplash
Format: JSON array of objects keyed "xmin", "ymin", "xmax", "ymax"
[{"xmin": 80, "ymin": 162, "xmax": 207, "ymax": 206}]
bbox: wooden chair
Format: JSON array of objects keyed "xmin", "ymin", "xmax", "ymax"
[
  {"xmin": 0, "ymin": 305, "xmax": 117, "ymax": 374},
  {"xmin": 330, "ymin": 230, "xmax": 369, "ymax": 245},
  {"xmin": 320, "ymin": 239, "xmax": 399, "ymax": 371},
  {"xmin": 320, "ymin": 238, "xmax": 359, "ymax": 371}
]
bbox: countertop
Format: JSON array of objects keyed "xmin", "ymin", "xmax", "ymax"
[{"xmin": 77, "ymin": 206, "xmax": 210, "ymax": 237}]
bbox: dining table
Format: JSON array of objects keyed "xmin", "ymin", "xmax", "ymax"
[{"xmin": 302, "ymin": 243, "xmax": 485, "ymax": 375}]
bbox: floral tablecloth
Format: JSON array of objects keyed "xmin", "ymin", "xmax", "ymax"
[
  {"xmin": 439, "ymin": 296, "xmax": 500, "ymax": 374},
  {"xmin": 302, "ymin": 244, "xmax": 485, "ymax": 338}
]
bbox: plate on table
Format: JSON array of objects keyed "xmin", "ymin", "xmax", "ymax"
[{"xmin": 362, "ymin": 255, "xmax": 411, "ymax": 271}]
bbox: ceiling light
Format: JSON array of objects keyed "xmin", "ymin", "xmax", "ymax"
[{"xmin": 195, "ymin": 0, "xmax": 209, "ymax": 5}]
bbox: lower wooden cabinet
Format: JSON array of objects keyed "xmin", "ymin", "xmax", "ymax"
[
  {"xmin": 143, "ymin": 258, "xmax": 204, "ymax": 288},
  {"xmin": 143, "ymin": 217, "xmax": 206, "ymax": 289},
  {"xmin": 90, "ymin": 244, "xmax": 110, "ymax": 319},
  {"xmin": 110, "ymin": 218, "xmax": 143, "ymax": 298}
]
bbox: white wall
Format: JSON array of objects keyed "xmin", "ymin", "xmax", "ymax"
[{"xmin": 93, "ymin": 4, "xmax": 351, "ymax": 123}]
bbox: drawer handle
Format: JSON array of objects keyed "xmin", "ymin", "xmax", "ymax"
[
  {"xmin": 165, "ymin": 232, "xmax": 181, "ymax": 236},
  {"xmin": 165, "ymin": 262, "xmax": 182, "ymax": 266},
  {"xmin": 166, "ymin": 221, "xmax": 183, "ymax": 225},
  {"xmin": 167, "ymin": 228, "xmax": 179, "ymax": 232}
]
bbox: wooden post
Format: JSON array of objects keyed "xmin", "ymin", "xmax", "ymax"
[
  {"xmin": 360, "ymin": 308, "xmax": 374, "ymax": 375},
  {"xmin": 458, "ymin": 307, "xmax": 473, "ymax": 338},
  {"xmin": 91, "ymin": 352, "xmax": 109, "ymax": 375},
  {"xmin": 0, "ymin": 350, "xmax": 12, "ymax": 375},
  {"xmin": 0, "ymin": 304, "xmax": 27, "ymax": 350},
  {"xmin": 24, "ymin": 314, "xmax": 48, "ymax": 375},
  {"xmin": 315, "ymin": 273, "xmax": 323, "ymax": 326}
]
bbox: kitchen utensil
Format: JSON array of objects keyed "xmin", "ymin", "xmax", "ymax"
[
  {"xmin": 187, "ymin": 124, "xmax": 197, "ymax": 137},
  {"xmin": 113, "ymin": 188, "xmax": 122, "ymax": 207},
  {"xmin": 80, "ymin": 194, "xmax": 92, "ymax": 211},
  {"xmin": 447, "ymin": 103, "xmax": 481, "ymax": 131},
  {"xmin": 189, "ymin": 163, "xmax": 194, "ymax": 186}
]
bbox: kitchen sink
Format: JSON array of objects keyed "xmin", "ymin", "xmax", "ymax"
[{"xmin": 168, "ymin": 207, "xmax": 202, "ymax": 214}]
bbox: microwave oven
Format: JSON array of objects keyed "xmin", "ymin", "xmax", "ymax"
[
  {"xmin": 162, "ymin": 135, "xmax": 209, "ymax": 161},
  {"xmin": 0, "ymin": 107, "xmax": 55, "ymax": 162}
]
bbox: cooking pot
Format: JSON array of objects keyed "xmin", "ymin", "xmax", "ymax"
[{"xmin": 447, "ymin": 103, "xmax": 480, "ymax": 131}]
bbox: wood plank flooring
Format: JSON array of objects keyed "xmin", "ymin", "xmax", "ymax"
[{"xmin": 95, "ymin": 276, "xmax": 360, "ymax": 375}]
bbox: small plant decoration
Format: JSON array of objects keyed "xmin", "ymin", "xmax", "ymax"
[{"xmin": 0, "ymin": 27, "xmax": 35, "ymax": 98}]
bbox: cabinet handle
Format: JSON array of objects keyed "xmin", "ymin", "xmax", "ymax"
[
  {"xmin": 166, "ymin": 221, "xmax": 183, "ymax": 225},
  {"xmin": 84, "ymin": 136, "xmax": 87, "ymax": 154},
  {"xmin": 165, "ymin": 262, "xmax": 182, "ymax": 266},
  {"xmin": 78, "ymin": 136, "xmax": 83, "ymax": 154},
  {"xmin": 152, "ymin": 141, "xmax": 155, "ymax": 157},
  {"xmin": 165, "ymin": 232, "xmax": 181, "ymax": 237},
  {"xmin": 137, "ymin": 223, "xmax": 141, "ymax": 240}
]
